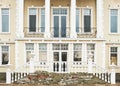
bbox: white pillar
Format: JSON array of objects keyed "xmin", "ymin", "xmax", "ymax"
[
  {"xmin": 102, "ymin": 42, "xmax": 106, "ymax": 69},
  {"xmin": 16, "ymin": 0, "xmax": 24, "ymax": 38},
  {"xmin": 15, "ymin": 41, "xmax": 19, "ymax": 70},
  {"xmin": 96, "ymin": 0, "xmax": 103, "ymax": 38},
  {"xmin": 29, "ymin": 57, "xmax": 35, "ymax": 73},
  {"xmin": 111, "ymin": 65, "xmax": 116, "ymax": 84},
  {"xmin": 70, "ymin": 0, "xmax": 77, "ymax": 38},
  {"xmin": 6, "ymin": 69, "xmax": 11, "ymax": 84},
  {"xmin": 88, "ymin": 58, "xmax": 93, "ymax": 73},
  {"xmin": 45, "ymin": 0, "xmax": 50, "ymax": 38}
]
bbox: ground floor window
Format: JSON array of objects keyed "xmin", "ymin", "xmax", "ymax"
[
  {"xmin": 110, "ymin": 47, "xmax": 117, "ymax": 65},
  {"xmin": 73, "ymin": 44, "xmax": 82, "ymax": 61},
  {"xmin": 39, "ymin": 43, "xmax": 47, "ymax": 61},
  {"xmin": 1, "ymin": 46, "xmax": 9, "ymax": 65},
  {"xmin": 26, "ymin": 43, "xmax": 34, "ymax": 62}
]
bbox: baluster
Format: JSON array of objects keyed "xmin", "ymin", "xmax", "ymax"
[
  {"xmin": 102, "ymin": 73, "xmax": 104, "ymax": 80},
  {"xmin": 21, "ymin": 72, "xmax": 23, "ymax": 78},
  {"xmin": 11, "ymin": 72, "xmax": 14, "ymax": 83},
  {"xmin": 108, "ymin": 73, "xmax": 110, "ymax": 83},
  {"xmin": 105, "ymin": 73, "xmax": 107, "ymax": 82},
  {"xmin": 18, "ymin": 73, "xmax": 20, "ymax": 80}
]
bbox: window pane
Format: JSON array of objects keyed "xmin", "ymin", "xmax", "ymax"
[
  {"xmin": 54, "ymin": 16, "xmax": 59, "ymax": 37},
  {"xmin": 26, "ymin": 43, "xmax": 34, "ymax": 50},
  {"xmin": 29, "ymin": 15, "xmax": 36, "ymax": 32},
  {"xmin": 111, "ymin": 53, "xmax": 117, "ymax": 65},
  {"xmin": 74, "ymin": 44, "xmax": 82, "ymax": 50},
  {"xmin": 41, "ymin": 15, "xmax": 45, "ymax": 32},
  {"xmin": 76, "ymin": 15, "xmax": 79, "ymax": 32},
  {"xmin": 74, "ymin": 51, "xmax": 82, "ymax": 61},
  {"xmin": 26, "ymin": 51, "xmax": 31, "ymax": 62},
  {"xmin": 54, "ymin": 52, "xmax": 59, "ymax": 61},
  {"xmin": 2, "ymin": 15, "xmax": 9, "ymax": 32},
  {"xmin": 39, "ymin": 51, "xmax": 47, "ymax": 61},
  {"xmin": 61, "ymin": 44, "xmax": 68, "ymax": 50},
  {"xmin": 2, "ymin": 8, "xmax": 9, "ymax": 15},
  {"xmin": 62, "ymin": 52, "xmax": 67, "ymax": 61},
  {"xmin": 2, "ymin": 46, "xmax": 9, "ymax": 51},
  {"xmin": 2, "ymin": 53, "xmax": 9, "ymax": 64},
  {"xmin": 29, "ymin": 8, "xmax": 36, "ymax": 15},
  {"xmin": 53, "ymin": 44, "xmax": 60, "ymax": 50},
  {"xmin": 39, "ymin": 44, "xmax": 47, "ymax": 50},
  {"xmin": 61, "ymin": 16, "xmax": 66, "ymax": 37}
]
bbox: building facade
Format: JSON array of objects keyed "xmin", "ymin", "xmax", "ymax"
[{"xmin": 0, "ymin": 0, "xmax": 119, "ymax": 84}]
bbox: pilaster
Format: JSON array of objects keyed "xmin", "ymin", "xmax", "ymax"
[
  {"xmin": 16, "ymin": 0, "xmax": 24, "ymax": 38},
  {"xmin": 45, "ymin": 0, "xmax": 50, "ymax": 38},
  {"xmin": 96, "ymin": 0, "xmax": 104, "ymax": 38},
  {"xmin": 15, "ymin": 41, "xmax": 19, "ymax": 69},
  {"xmin": 70, "ymin": 0, "xmax": 77, "ymax": 38}
]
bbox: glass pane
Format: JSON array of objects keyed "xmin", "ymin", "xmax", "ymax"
[
  {"xmin": 54, "ymin": 52, "xmax": 59, "ymax": 61},
  {"xmin": 54, "ymin": 16, "xmax": 59, "ymax": 37},
  {"xmin": 2, "ymin": 53, "xmax": 9, "ymax": 64},
  {"xmin": 74, "ymin": 51, "xmax": 82, "ymax": 61},
  {"xmin": 84, "ymin": 9, "xmax": 91, "ymax": 15},
  {"xmin": 53, "ymin": 44, "xmax": 60, "ymax": 50},
  {"xmin": 61, "ymin": 16, "xmax": 66, "ymax": 37},
  {"xmin": 2, "ymin": 46, "xmax": 9, "ymax": 51},
  {"xmin": 2, "ymin": 8, "xmax": 9, "ymax": 15},
  {"xmin": 39, "ymin": 51, "xmax": 47, "ymax": 61},
  {"xmin": 26, "ymin": 43, "xmax": 34, "ymax": 50},
  {"xmin": 62, "ymin": 52, "xmax": 67, "ymax": 61},
  {"xmin": 29, "ymin": 15, "xmax": 36, "ymax": 32},
  {"xmin": 41, "ymin": 8, "xmax": 45, "ymax": 15},
  {"xmin": 26, "ymin": 51, "xmax": 31, "ymax": 62},
  {"xmin": 76, "ymin": 15, "xmax": 79, "ymax": 32},
  {"xmin": 61, "ymin": 44, "xmax": 68, "ymax": 50},
  {"xmin": 111, "ymin": 53, "xmax": 117, "ymax": 65},
  {"xmin": 87, "ymin": 44, "xmax": 95, "ymax": 50},
  {"xmin": 2, "ymin": 15, "xmax": 9, "ymax": 32},
  {"xmin": 111, "ymin": 16, "xmax": 117, "ymax": 33},
  {"xmin": 41, "ymin": 15, "xmax": 45, "ymax": 32},
  {"xmin": 111, "ymin": 9, "xmax": 118, "ymax": 16},
  {"xmin": 74, "ymin": 44, "xmax": 82, "ymax": 50},
  {"xmin": 29, "ymin": 8, "xmax": 36, "ymax": 15},
  {"xmin": 111, "ymin": 47, "xmax": 117, "ymax": 52},
  {"xmin": 84, "ymin": 16, "xmax": 91, "ymax": 32},
  {"xmin": 39, "ymin": 44, "xmax": 47, "ymax": 50}
]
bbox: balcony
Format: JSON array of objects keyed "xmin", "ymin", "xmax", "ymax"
[
  {"xmin": 77, "ymin": 27, "xmax": 97, "ymax": 38},
  {"xmin": 50, "ymin": 27, "xmax": 70, "ymax": 38},
  {"xmin": 24, "ymin": 27, "xmax": 44, "ymax": 38}
]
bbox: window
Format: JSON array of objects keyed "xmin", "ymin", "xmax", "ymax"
[
  {"xmin": 110, "ymin": 47, "xmax": 117, "ymax": 65},
  {"xmin": 76, "ymin": 8, "xmax": 80, "ymax": 32},
  {"xmin": 1, "ymin": 8, "xmax": 9, "ymax": 32},
  {"xmin": 26, "ymin": 43, "xmax": 34, "ymax": 62},
  {"xmin": 29, "ymin": 8, "xmax": 45, "ymax": 32},
  {"xmin": 39, "ymin": 44, "xmax": 47, "ymax": 61},
  {"xmin": 40, "ymin": 8, "xmax": 45, "ymax": 32},
  {"xmin": 53, "ymin": 44, "xmax": 68, "ymax": 50},
  {"xmin": 1, "ymin": 46, "xmax": 9, "ymax": 65},
  {"xmin": 87, "ymin": 44, "xmax": 95, "ymax": 62},
  {"xmin": 74, "ymin": 44, "xmax": 82, "ymax": 61},
  {"xmin": 110, "ymin": 9, "xmax": 118, "ymax": 33},
  {"xmin": 84, "ymin": 9, "xmax": 91, "ymax": 32}
]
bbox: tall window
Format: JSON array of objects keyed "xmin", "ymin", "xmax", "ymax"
[
  {"xmin": 39, "ymin": 44, "xmax": 47, "ymax": 61},
  {"xmin": 40, "ymin": 8, "xmax": 45, "ymax": 32},
  {"xmin": 76, "ymin": 8, "xmax": 80, "ymax": 32},
  {"xmin": 1, "ymin": 8, "xmax": 9, "ymax": 32},
  {"xmin": 26, "ymin": 43, "xmax": 34, "ymax": 62},
  {"xmin": 110, "ymin": 9, "xmax": 118, "ymax": 33},
  {"xmin": 29, "ymin": 8, "xmax": 37, "ymax": 32},
  {"xmin": 87, "ymin": 44, "xmax": 95, "ymax": 62},
  {"xmin": 1, "ymin": 46, "xmax": 9, "ymax": 65},
  {"xmin": 74, "ymin": 44, "xmax": 82, "ymax": 61},
  {"xmin": 84, "ymin": 9, "xmax": 91, "ymax": 32},
  {"xmin": 110, "ymin": 47, "xmax": 117, "ymax": 65}
]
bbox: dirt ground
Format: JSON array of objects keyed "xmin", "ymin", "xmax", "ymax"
[{"xmin": 0, "ymin": 84, "xmax": 120, "ymax": 86}]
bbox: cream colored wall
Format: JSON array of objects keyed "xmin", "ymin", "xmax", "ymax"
[{"xmin": 0, "ymin": 0, "xmax": 16, "ymax": 72}]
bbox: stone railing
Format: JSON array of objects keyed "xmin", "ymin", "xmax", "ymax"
[{"xmin": 24, "ymin": 27, "xmax": 44, "ymax": 38}]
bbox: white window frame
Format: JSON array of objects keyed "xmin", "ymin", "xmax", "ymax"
[
  {"xmin": 109, "ymin": 46, "xmax": 118, "ymax": 66},
  {"xmin": 0, "ymin": 8, "xmax": 10, "ymax": 33},
  {"xmin": 28, "ymin": 7, "xmax": 45, "ymax": 33},
  {"xmin": 0, "ymin": 45, "xmax": 10, "ymax": 65},
  {"xmin": 82, "ymin": 7, "xmax": 93, "ymax": 34},
  {"xmin": 109, "ymin": 9, "xmax": 119, "ymax": 34}
]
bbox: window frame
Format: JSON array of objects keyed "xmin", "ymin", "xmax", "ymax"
[
  {"xmin": 0, "ymin": 8, "xmax": 10, "ymax": 33},
  {"xmin": 0, "ymin": 45, "xmax": 10, "ymax": 65},
  {"xmin": 109, "ymin": 9, "xmax": 119, "ymax": 34}
]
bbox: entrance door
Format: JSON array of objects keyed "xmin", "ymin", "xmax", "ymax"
[
  {"xmin": 53, "ymin": 52, "xmax": 67, "ymax": 72},
  {"xmin": 54, "ymin": 16, "xmax": 66, "ymax": 37}
]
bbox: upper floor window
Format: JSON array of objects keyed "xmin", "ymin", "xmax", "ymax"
[
  {"xmin": 110, "ymin": 47, "xmax": 117, "ymax": 65},
  {"xmin": 1, "ymin": 46, "xmax": 9, "ymax": 65},
  {"xmin": 1, "ymin": 8, "xmax": 9, "ymax": 33},
  {"xmin": 76, "ymin": 8, "xmax": 80, "ymax": 32},
  {"xmin": 84, "ymin": 9, "xmax": 91, "ymax": 33},
  {"xmin": 110, "ymin": 9, "xmax": 118, "ymax": 33},
  {"xmin": 29, "ymin": 8, "xmax": 45, "ymax": 33}
]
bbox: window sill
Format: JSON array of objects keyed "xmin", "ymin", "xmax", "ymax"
[
  {"xmin": 0, "ymin": 32, "xmax": 11, "ymax": 35},
  {"xmin": 0, "ymin": 64, "xmax": 11, "ymax": 67}
]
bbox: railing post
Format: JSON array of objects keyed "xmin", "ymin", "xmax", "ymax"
[
  {"xmin": 111, "ymin": 64, "xmax": 116, "ymax": 84},
  {"xmin": 6, "ymin": 69, "xmax": 11, "ymax": 84},
  {"xmin": 88, "ymin": 58, "xmax": 93, "ymax": 73}
]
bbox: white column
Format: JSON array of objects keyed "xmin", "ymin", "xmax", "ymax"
[
  {"xmin": 6, "ymin": 69, "xmax": 11, "ymax": 84},
  {"xmin": 96, "ymin": 0, "xmax": 103, "ymax": 38},
  {"xmin": 16, "ymin": 0, "xmax": 24, "ymax": 38},
  {"xmin": 88, "ymin": 58, "xmax": 93, "ymax": 73},
  {"xmin": 102, "ymin": 42, "xmax": 106, "ymax": 69},
  {"xmin": 45, "ymin": 0, "xmax": 50, "ymax": 38},
  {"xmin": 70, "ymin": 0, "xmax": 77, "ymax": 38},
  {"xmin": 15, "ymin": 41, "xmax": 19, "ymax": 69},
  {"xmin": 111, "ymin": 66, "xmax": 116, "ymax": 84}
]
